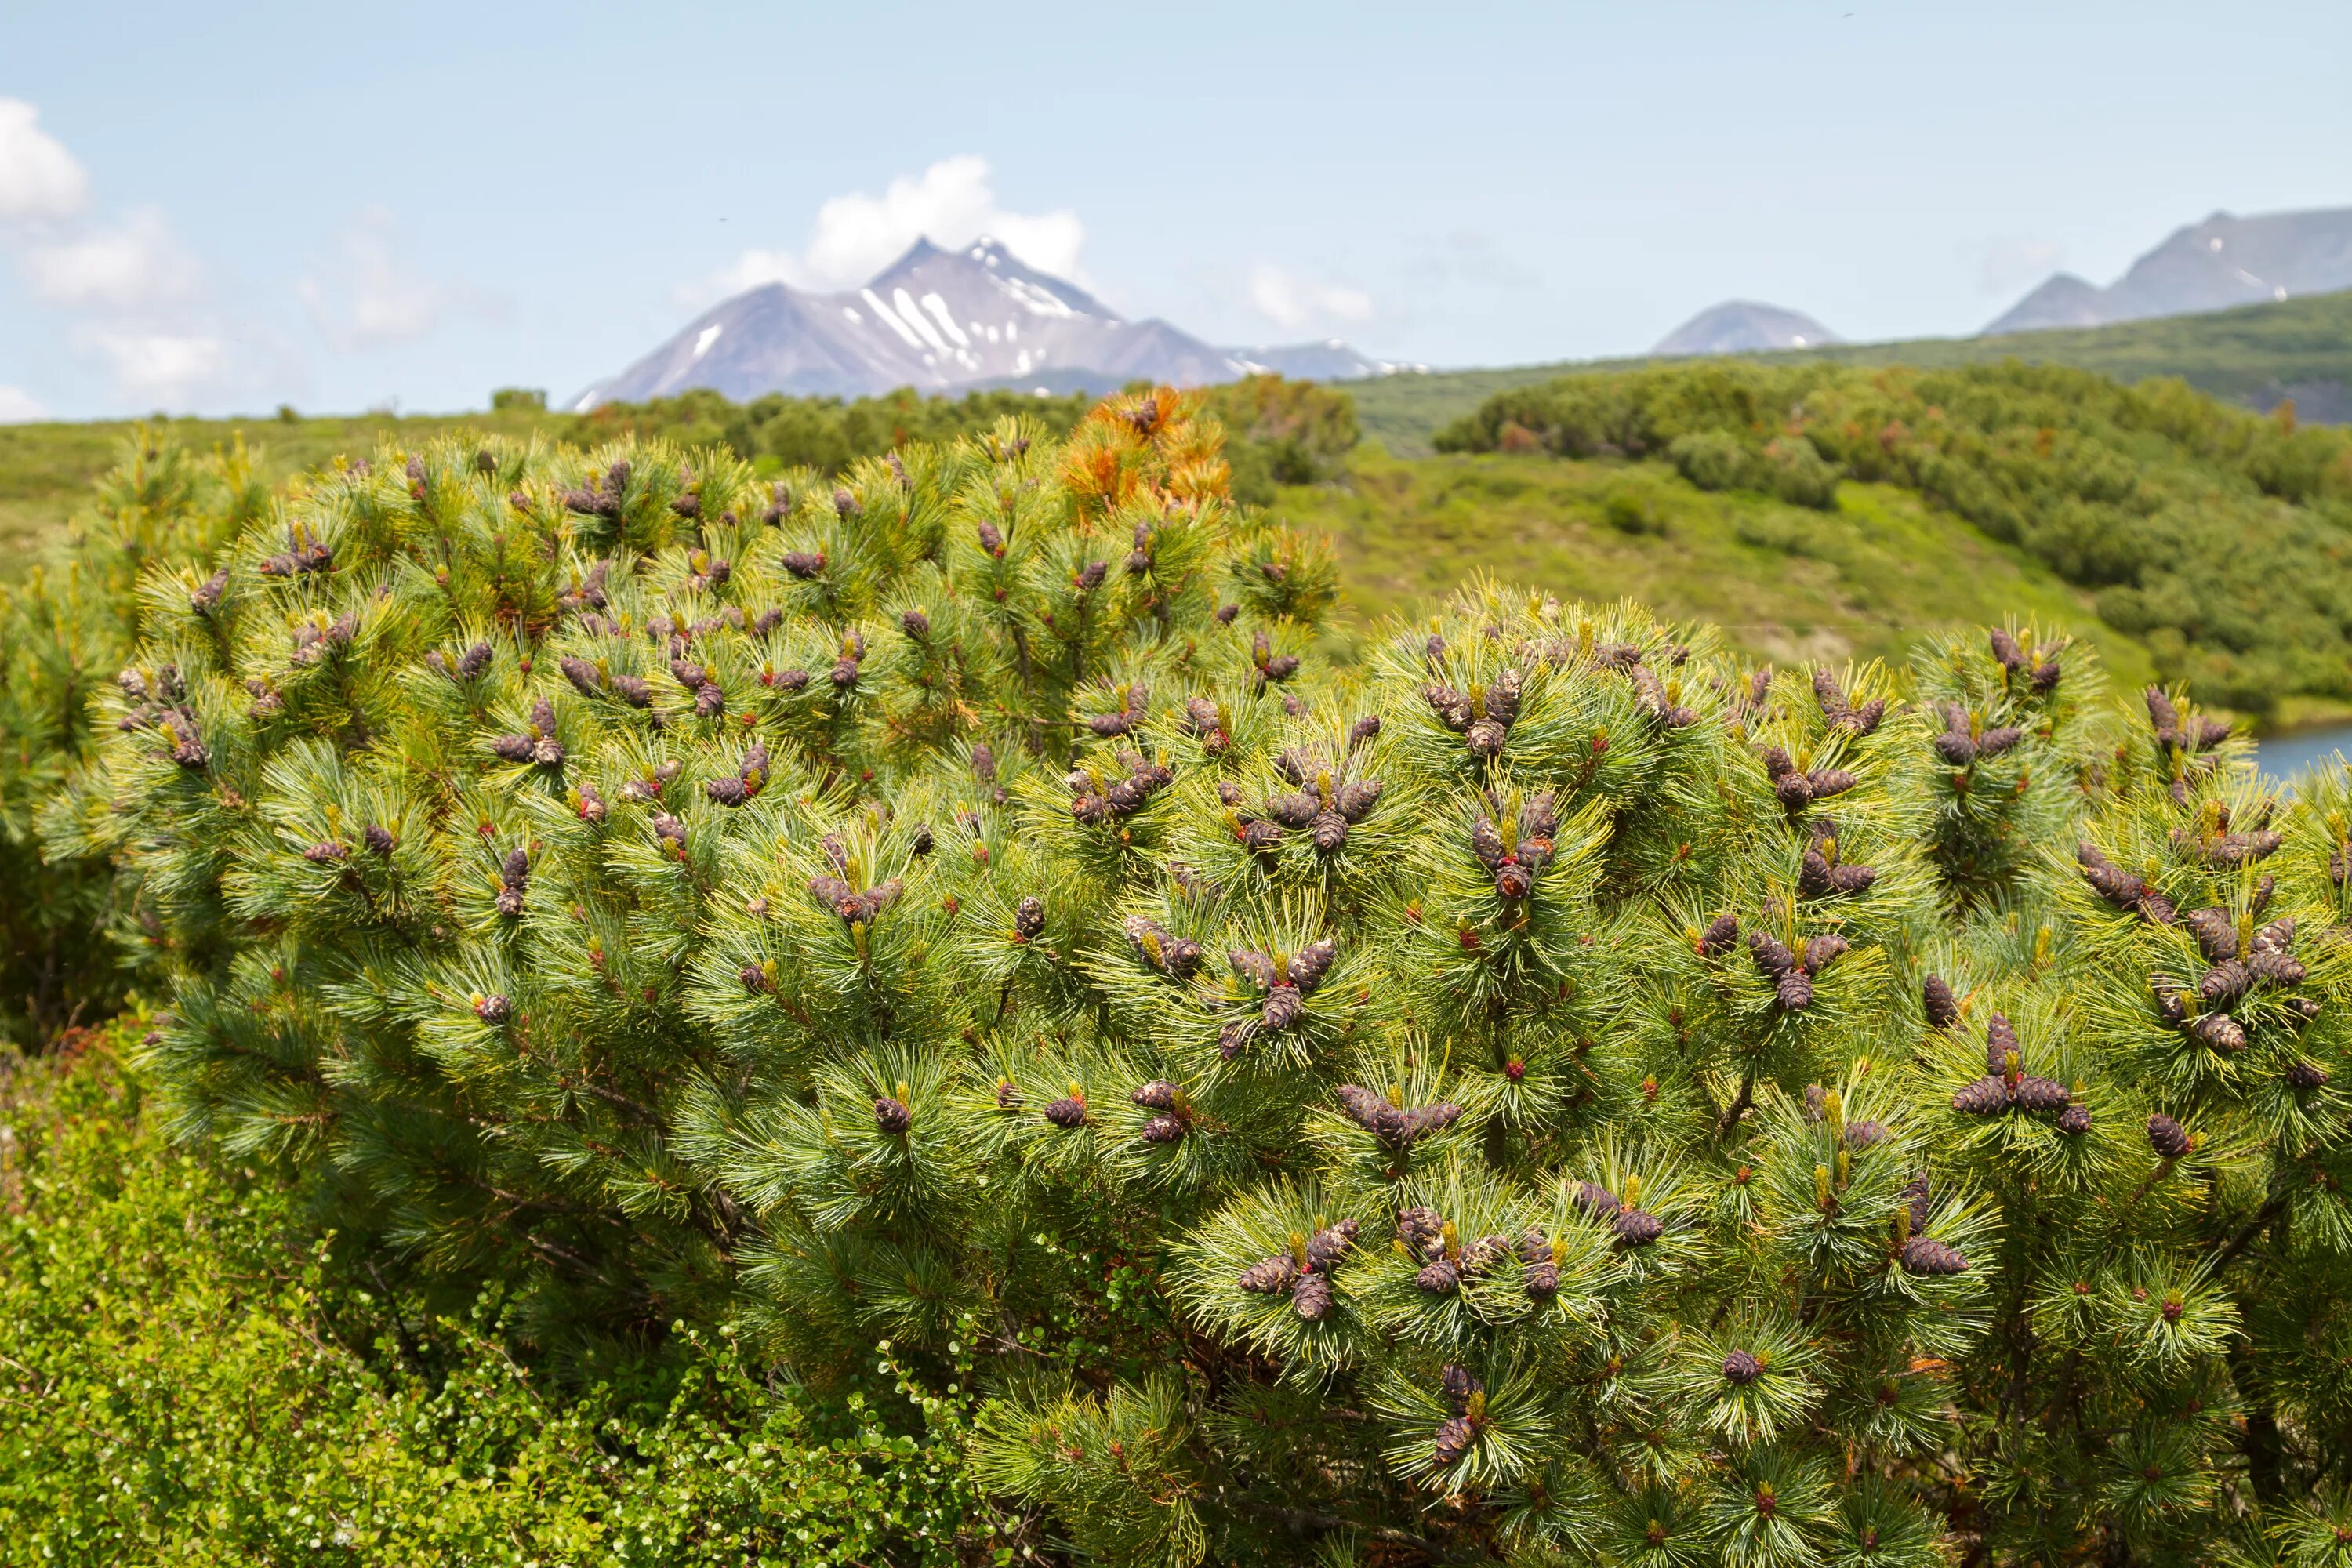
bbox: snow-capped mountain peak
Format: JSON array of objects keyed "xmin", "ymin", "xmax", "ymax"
[{"xmin": 575, "ymin": 238, "xmax": 1395, "ymax": 408}]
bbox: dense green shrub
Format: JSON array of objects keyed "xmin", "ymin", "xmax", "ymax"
[
  {"xmin": 27, "ymin": 381, "xmax": 2352, "ymax": 1563},
  {"xmin": 48, "ymin": 391, "xmax": 1332, "ymax": 1337},
  {"xmin": 1439, "ymin": 360, "xmax": 2352, "ymax": 716},
  {"xmin": 575, "ymin": 374, "xmax": 1360, "ymax": 507},
  {"xmin": 0, "ymin": 1028, "xmax": 983, "ymax": 1565},
  {"xmin": 0, "ymin": 436, "xmax": 260, "ymax": 1046}
]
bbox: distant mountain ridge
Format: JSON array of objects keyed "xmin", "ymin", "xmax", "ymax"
[
  {"xmin": 1986, "ymin": 206, "xmax": 2352, "ymax": 335},
  {"xmin": 1653, "ymin": 300, "xmax": 1843, "ymax": 356},
  {"xmin": 577, "ymin": 238, "xmax": 1403, "ymax": 408}
]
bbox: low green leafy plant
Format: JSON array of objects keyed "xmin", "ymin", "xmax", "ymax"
[{"xmin": 0, "ymin": 1025, "xmax": 985, "ymax": 1566}]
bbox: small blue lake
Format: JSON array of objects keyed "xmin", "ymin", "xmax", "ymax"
[{"xmin": 2254, "ymin": 723, "xmax": 2352, "ymax": 788}]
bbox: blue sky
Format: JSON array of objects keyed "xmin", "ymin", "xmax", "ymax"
[{"xmin": 1, "ymin": 1, "xmax": 2347, "ymax": 419}]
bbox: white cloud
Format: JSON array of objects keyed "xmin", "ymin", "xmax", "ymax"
[
  {"xmin": 298, "ymin": 206, "xmax": 502, "ymax": 350},
  {"xmin": 1972, "ymin": 234, "xmax": 2067, "ymax": 297},
  {"xmin": 0, "ymin": 384, "xmax": 46, "ymax": 423},
  {"xmin": 0, "ymin": 98, "xmax": 89, "ymax": 224},
  {"xmin": 85, "ymin": 329, "xmax": 227, "ymax": 406},
  {"xmin": 20, "ymin": 207, "xmax": 198, "ymax": 310},
  {"xmin": 692, "ymin": 155, "xmax": 1085, "ymax": 302},
  {"xmin": 1247, "ymin": 264, "xmax": 1374, "ymax": 333}
]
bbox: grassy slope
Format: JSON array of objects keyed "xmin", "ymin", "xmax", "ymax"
[
  {"xmin": 1348, "ymin": 289, "xmax": 2352, "ymax": 454},
  {"xmin": 1277, "ymin": 447, "xmax": 2158, "ymax": 690}
]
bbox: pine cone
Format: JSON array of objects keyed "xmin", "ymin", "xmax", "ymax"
[
  {"xmin": 2288, "ymin": 1061, "xmax": 2330, "ymax": 1091},
  {"xmin": 1014, "ymin": 897, "xmax": 1045, "ymax": 941},
  {"xmin": 1305, "ymin": 1221, "xmax": 1358, "ymax": 1270},
  {"xmin": 1700, "ymin": 913, "xmax": 1740, "ymax": 956},
  {"xmin": 1523, "ymin": 1261, "xmax": 1560, "ymax": 1298},
  {"xmin": 1395, "ymin": 1206, "xmax": 1445, "ymax": 1260},
  {"xmin": 2013, "ymin": 1076, "xmax": 2071, "ymax": 1112},
  {"xmin": 1290, "ymin": 1271, "xmax": 1332, "ymax": 1320},
  {"xmin": 1237, "ymin": 1254, "xmax": 1296, "ymax": 1294},
  {"xmin": 1441, "ymin": 1363, "xmax": 1483, "ymax": 1411},
  {"xmin": 1336, "ymin": 1084, "xmax": 1406, "ymax": 1139},
  {"xmin": 1573, "ymin": 1181, "xmax": 1621, "ymax": 1220},
  {"xmin": 1952, "ymin": 1076, "xmax": 2011, "ymax": 1115},
  {"xmin": 1290, "ymin": 938, "xmax": 1338, "ymax": 993},
  {"xmin": 1416, "ymin": 1258, "xmax": 1462, "ymax": 1294},
  {"xmin": 1989, "ymin": 628, "xmax": 2027, "ymax": 671},
  {"xmin": 1797, "ymin": 935, "xmax": 1845, "ymax": 977},
  {"xmin": 1265, "ymin": 791, "xmax": 1316, "ymax": 829},
  {"xmin": 1261, "ymin": 984, "xmax": 1304, "ymax": 1031},
  {"xmin": 1900, "ymin": 1236, "xmax": 1969, "ymax": 1275},
  {"xmin": 1486, "ymin": 669, "xmax": 1524, "ymax": 725},
  {"xmin": 2201, "ymin": 960, "xmax": 2255, "ymax": 1007},
  {"xmin": 1402, "ymin": 1103, "xmax": 1464, "ymax": 1144},
  {"xmin": 2078, "ymin": 843, "xmax": 2144, "ymax": 909},
  {"xmin": 2056, "ymin": 1105, "xmax": 2092, "ymax": 1136},
  {"xmin": 1465, "ymin": 718, "xmax": 1508, "ymax": 756},
  {"xmin": 2183, "ymin": 906, "xmax": 2237, "ymax": 962},
  {"xmin": 2252, "ymin": 916, "xmax": 2297, "ymax": 956},
  {"xmin": 1458, "ymin": 1235, "xmax": 1510, "ymax": 1276},
  {"xmin": 1043, "ymin": 1096, "xmax": 1087, "ymax": 1130},
  {"xmin": 473, "ymin": 993, "xmax": 512, "ymax": 1025},
  {"xmin": 2147, "ymin": 1114, "xmax": 2193, "ymax": 1160},
  {"xmin": 1140, "ymin": 1115, "xmax": 1184, "ymax": 1145},
  {"xmin": 1777, "ymin": 970, "xmax": 1815, "ymax": 1010},
  {"xmin": 364, "ymin": 824, "xmax": 397, "ymax": 855},
  {"xmin": 1613, "ymin": 1208, "xmax": 1663, "ymax": 1247},
  {"xmin": 1900, "ymin": 1173, "xmax": 1931, "ymax": 1231},
  {"xmin": 995, "ymin": 1080, "xmax": 1022, "ymax": 1110},
  {"xmin": 303, "ymin": 841, "xmax": 348, "ymax": 864},
  {"xmin": 1986, "ymin": 1014, "xmax": 2021, "ymax": 1076},
  {"xmin": 1749, "ymin": 932, "xmax": 1795, "ymax": 980},
  {"xmin": 1975, "ymin": 725, "xmax": 2022, "ymax": 759},
  {"xmin": 1308, "ymin": 810, "xmax": 1350, "ymax": 853},
  {"xmin": 1722, "ymin": 1349, "xmax": 1762, "ymax": 1385},
  {"xmin": 1238, "ymin": 818, "xmax": 1281, "ymax": 851},
  {"xmin": 2249, "ymin": 949, "xmax": 2307, "ymax": 986},
  {"xmin": 1924, "ymin": 975, "xmax": 1958, "ymax": 1029},
  {"xmin": 1846, "ymin": 1120, "xmax": 1889, "ymax": 1148},
  {"xmin": 1132, "ymin": 1080, "xmax": 1180, "ymax": 1111},
  {"xmin": 2190, "ymin": 1013, "xmax": 2245, "ymax": 1053},
  {"xmin": 1808, "ymin": 768, "xmax": 1857, "ymax": 800},
  {"xmin": 873, "ymin": 1097, "xmax": 911, "ymax": 1134},
  {"xmin": 1934, "ymin": 730, "xmax": 1979, "ymax": 768},
  {"xmin": 1812, "ymin": 667, "xmax": 1849, "ymax": 723},
  {"xmin": 1775, "ymin": 773, "xmax": 1815, "ymax": 810},
  {"xmin": 1432, "ymin": 1415, "xmax": 1475, "ymax": 1469},
  {"xmin": 1334, "ymin": 779, "xmax": 1382, "ymax": 820}
]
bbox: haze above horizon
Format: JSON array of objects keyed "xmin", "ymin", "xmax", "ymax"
[{"xmin": 2, "ymin": 0, "xmax": 2347, "ymax": 419}]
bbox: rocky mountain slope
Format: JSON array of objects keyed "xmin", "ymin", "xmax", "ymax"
[{"xmin": 1986, "ymin": 206, "xmax": 2352, "ymax": 335}]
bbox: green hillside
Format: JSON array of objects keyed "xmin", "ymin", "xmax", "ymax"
[
  {"xmin": 1280, "ymin": 445, "xmax": 2159, "ymax": 692},
  {"xmin": 1349, "ymin": 288, "xmax": 2352, "ymax": 454},
  {"xmin": 1420, "ymin": 357, "xmax": 2352, "ymax": 721}
]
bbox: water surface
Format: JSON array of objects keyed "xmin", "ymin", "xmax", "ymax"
[{"xmin": 2253, "ymin": 722, "xmax": 2352, "ymax": 789}]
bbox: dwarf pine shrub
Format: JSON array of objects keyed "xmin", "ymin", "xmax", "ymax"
[{"xmin": 40, "ymin": 389, "xmax": 2352, "ymax": 1563}]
